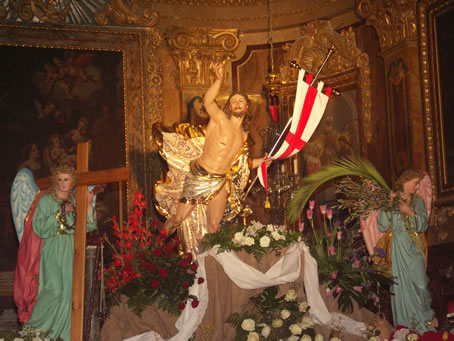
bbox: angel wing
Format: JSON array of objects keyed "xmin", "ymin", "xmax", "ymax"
[
  {"xmin": 360, "ymin": 211, "xmax": 382, "ymax": 256},
  {"xmin": 11, "ymin": 168, "xmax": 39, "ymax": 243},
  {"xmin": 416, "ymin": 171, "xmax": 432, "ymax": 218}
]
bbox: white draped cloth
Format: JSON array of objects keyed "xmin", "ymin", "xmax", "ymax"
[{"xmin": 125, "ymin": 242, "xmax": 367, "ymax": 341}]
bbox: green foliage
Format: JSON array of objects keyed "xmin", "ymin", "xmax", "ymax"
[
  {"xmin": 287, "ymin": 157, "xmax": 390, "ymax": 222},
  {"xmin": 0, "ymin": 326, "xmax": 62, "ymax": 341},
  {"xmin": 304, "ymin": 204, "xmax": 394, "ymax": 313},
  {"xmin": 201, "ymin": 221, "xmax": 302, "ymax": 261}
]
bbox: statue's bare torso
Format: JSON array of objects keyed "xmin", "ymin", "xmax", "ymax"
[{"xmin": 200, "ymin": 114, "xmax": 247, "ymax": 174}]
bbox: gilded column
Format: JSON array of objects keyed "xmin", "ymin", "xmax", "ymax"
[{"xmin": 357, "ymin": 0, "xmax": 424, "ymax": 179}]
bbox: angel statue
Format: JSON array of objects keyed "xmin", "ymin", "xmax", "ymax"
[
  {"xmin": 287, "ymin": 157, "xmax": 437, "ymax": 335},
  {"xmin": 11, "ymin": 165, "xmax": 97, "ymax": 341}
]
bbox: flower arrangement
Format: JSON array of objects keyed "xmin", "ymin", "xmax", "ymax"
[
  {"xmin": 201, "ymin": 220, "xmax": 302, "ymax": 261},
  {"xmin": 226, "ymin": 285, "xmax": 320, "ymax": 341},
  {"xmin": 381, "ymin": 326, "xmax": 454, "ymax": 341},
  {"xmin": 0, "ymin": 326, "xmax": 59, "ymax": 341},
  {"xmin": 304, "ymin": 200, "xmax": 393, "ymax": 313},
  {"xmin": 103, "ymin": 192, "xmax": 203, "ymax": 316}
]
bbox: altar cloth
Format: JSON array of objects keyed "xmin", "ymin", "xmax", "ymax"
[{"xmin": 101, "ymin": 242, "xmax": 373, "ymax": 341}]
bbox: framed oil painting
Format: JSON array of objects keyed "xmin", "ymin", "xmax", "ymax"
[{"xmin": 0, "ymin": 24, "xmax": 154, "ymax": 271}]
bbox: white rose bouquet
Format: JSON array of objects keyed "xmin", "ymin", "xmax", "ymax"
[
  {"xmin": 201, "ymin": 221, "xmax": 301, "ymax": 261},
  {"xmin": 226, "ymin": 286, "xmax": 316, "ymax": 340}
]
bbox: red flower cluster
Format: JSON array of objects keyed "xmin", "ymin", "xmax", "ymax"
[
  {"xmin": 392, "ymin": 326, "xmax": 454, "ymax": 341},
  {"xmin": 103, "ymin": 191, "xmax": 204, "ymax": 315}
]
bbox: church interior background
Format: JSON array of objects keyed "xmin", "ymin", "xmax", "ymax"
[{"xmin": 0, "ymin": 0, "xmax": 453, "ymax": 338}]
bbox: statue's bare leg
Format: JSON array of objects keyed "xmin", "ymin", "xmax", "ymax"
[
  {"xmin": 163, "ymin": 201, "xmax": 195, "ymax": 236},
  {"xmin": 207, "ymin": 186, "xmax": 228, "ymax": 233}
]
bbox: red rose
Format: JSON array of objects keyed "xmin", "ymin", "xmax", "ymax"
[
  {"xmin": 159, "ymin": 228, "xmax": 167, "ymax": 236},
  {"xmin": 165, "ymin": 243, "xmax": 174, "ymax": 252},
  {"xmin": 191, "ymin": 300, "xmax": 199, "ymax": 308},
  {"xmin": 158, "ymin": 268, "xmax": 168, "ymax": 277},
  {"xmin": 198, "ymin": 277, "xmax": 205, "ymax": 284},
  {"xmin": 138, "ymin": 252, "xmax": 146, "ymax": 260},
  {"xmin": 187, "ymin": 253, "xmax": 192, "ymax": 261},
  {"xmin": 150, "ymin": 280, "xmax": 159, "ymax": 288},
  {"xmin": 182, "ymin": 281, "xmax": 189, "ymax": 288},
  {"xmin": 190, "ymin": 263, "xmax": 198, "ymax": 272},
  {"xmin": 149, "ymin": 263, "xmax": 157, "ymax": 271},
  {"xmin": 180, "ymin": 259, "xmax": 189, "ymax": 268},
  {"xmin": 173, "ymin": 238, "xmax": 180, "ymax": 246},
  {"xmin": 140, "ymin": 261, "xmax": 148, "ymax": 269},
  {"xmin": 153, "ymin": 248, "xmax": 163, "ymax": 257},
  {"xmin": 178, "ymin": 303, "xmax": 186, "ymax": 310}
]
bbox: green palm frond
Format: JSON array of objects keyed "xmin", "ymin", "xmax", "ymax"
[{"xmin": 287, "ymin": 157, "xmax": 390, "ymax": 222}]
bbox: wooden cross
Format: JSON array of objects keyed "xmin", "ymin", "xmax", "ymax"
[{"xmin": 36, "ymin": 142, "xmax": 130, "ymax": 341}]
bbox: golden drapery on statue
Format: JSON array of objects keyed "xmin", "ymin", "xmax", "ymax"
[{"xmin": 153, "ymin": 122, "xmax": 251, "ymax": 255}]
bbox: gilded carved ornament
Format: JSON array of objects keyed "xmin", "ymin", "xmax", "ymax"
[
  {"xmin": 144, "ymin": 28, "xmax": 164, "ymax": 125},
  {"xmin": 356, "ymin": 0, "xmax": 418, "ymax": 51},
  {"xmin": 167, "ymin": 28, "xmax": 239, "ymax": 88},
  {"xmin": 137, "ymin": 0, "xmax": 333, "ymax": 6},
  {"xmin": 96, "ymin": 0, "xmax": 158, "ymax": 26},
  {"xmin": 279, "ymin": 20, "xmax": 373, "ymax": 143},
  {"xmin": 6, "ymin": 0, "xmax": 71, "ymax": 23}
]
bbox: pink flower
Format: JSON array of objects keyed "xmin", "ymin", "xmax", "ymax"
[
  {"xmin": 327, "ymin": 209, "xmax": 333, "ymax": 220},
  {"xmin": 328, "ymin": 245, "xmax": 336, "ymax": 255},
  {"xmin": 307, "ymin": 209, "xmax": 313, "ymax": 220},
  {"xmin": 353, "ymin": 286, "xmax": 363, "ymax": 292},
  {"xmin": 325, "ymin": 287, "xmax": 332, "ymax": 296},
  {"xmin": 327, "ymin": 232, "xmax": 332, "ymax": 238},
  {"xmin": 320, "ymin": 205, "xmax": 327, "ymax": 215},
  {"xmin": 330, "ymin": 271, "xmax": 338, "ymax": 279},
  {"xmin": 352, "ymin": 259, "xmax": 360, "ymax": 268},
  {"xmin": 309, "ymin": 200, "xmax": 315, "ymax": 210},
  {"xmin": 337, "ymin": 231, "xmax": 342, "ymax": 240},
  {"xmin": 335, "ymin": 285, "xmax": 343, "ymax": 294},
  {"xmin": 298, "ymin": 223, "xmax": 305, "ymax": 232}
]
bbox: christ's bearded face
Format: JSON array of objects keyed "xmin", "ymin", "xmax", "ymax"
[{"xmin": 228, "ymin": 94, "xmax": 248, "ymax": 117}]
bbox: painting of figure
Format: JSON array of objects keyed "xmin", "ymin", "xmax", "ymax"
[{"xmin": 0, "ymin": 45, "xmax": 126, "ymax": 270}]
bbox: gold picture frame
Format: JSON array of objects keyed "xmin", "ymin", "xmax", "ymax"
[
  {"xmin": 419, "ymin": 0, "xmax": 454, "ymax": 205},
  {"xmin": 0, "ymin": 23, "xmax": 163, "ymax": 205}
]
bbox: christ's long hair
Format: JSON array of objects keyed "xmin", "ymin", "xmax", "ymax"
[{"xmin": 223, "ymin": 91, "xmax": 253, "ymax": 132}]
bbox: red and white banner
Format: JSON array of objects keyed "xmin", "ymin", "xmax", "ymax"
[{"xmin": 258, "ymin": 69, "xmax": 332, "ymax": 189}]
